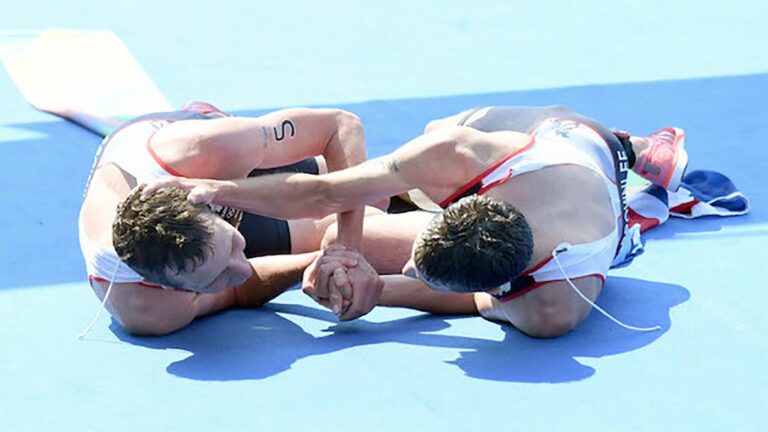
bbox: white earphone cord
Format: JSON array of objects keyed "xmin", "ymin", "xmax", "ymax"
[
  {"xmin": 77, "ymin": 258, "xmax": 121, "ymax": 340},
  {"xmin": 552, "ymin": 246, "xmax": 661, "ymax": 333}
]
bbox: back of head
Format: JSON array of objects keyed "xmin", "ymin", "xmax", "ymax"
[
  {"xmin": 112, "ymin": 185, "xmax": 214, "ymax": 286},
  {"xmin": 413, "ymin": 194, "xmax": 533, "ymax": 292}
]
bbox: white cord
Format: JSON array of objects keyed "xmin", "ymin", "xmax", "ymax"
[
  {"xmin": 77, "ymin": 258, "xmax": 121, "ymax": 340},
  {"xmin": 552, "ymin": 243, "xmax": 661, "ymax": 333}
]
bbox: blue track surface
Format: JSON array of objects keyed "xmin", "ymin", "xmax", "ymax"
[{"xmin": 1, "ymin": 2, "xmax": 766, "ymax": 431}]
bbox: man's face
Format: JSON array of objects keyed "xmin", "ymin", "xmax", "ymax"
[{"xmin": 166, "ymin": 215, "xmax": 253, "ymax": 293}]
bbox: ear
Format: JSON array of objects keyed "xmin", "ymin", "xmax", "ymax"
[{"xmin": 401, "ymin": 258, "xmax": 417, "ymax": 278}]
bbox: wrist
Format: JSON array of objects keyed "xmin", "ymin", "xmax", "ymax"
[
  {"xmin": 377, "ymin": 275, "xmax": 400, "ymax": 306},
  {"xmin": 210, "ymin": 179, "xmax": 236, "ymax": 205}
]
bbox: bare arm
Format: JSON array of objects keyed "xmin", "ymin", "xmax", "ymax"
[
  {"xmin": 378, "ymin": 275, "xmax": 478, "ymax": 315},
  {"xmin": 225, "ymin": 126, "xmax": 527, "ymax": 217},
  {"xmin": 91, "ymin": 252, "xmax": 327, "ymax": 336},
  {"xmin": 229, "ymin": 252, "xmax": 322, "ymax": 308},
  {"xmin": 151, "ymin": 108, "xmax": 367, "ymax": 249},
  {"xmin": 474, "ymin": 277, "xmax": 605, "ymax": 338},
  {"xmin": 151, "ymin": 108, "xmax": 366, "ymax": 178},
  {"xmin": 147, "ymin": 126, "xmax": 497, "ymax": 218}
]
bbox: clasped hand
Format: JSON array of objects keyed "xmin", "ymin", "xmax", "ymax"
[{"xmin": 302, "ymin": 244, "xmax": 383, "ymax": 321}]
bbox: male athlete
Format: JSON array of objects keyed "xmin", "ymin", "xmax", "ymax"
[
  {"xmin": 80, "ymin": 102, "xmax": 421, "ymax": 335},
  {"xmin": 141, "ymin": 105, "xmax": 687, "ymax": 337}
]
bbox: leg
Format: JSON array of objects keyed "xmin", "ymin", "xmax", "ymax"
[
  {"xmin": 289, "ymin": 206, "xmax": 388, "ymax": 254},
  {"xmin": 533, "ymin": 107, "xmax": 687, "ymax": 191},
  {"xmin": 322, "ymin": 211, "xmax": 436, "ymax": 274},
  {"xmin": 424, "ymin": 108, "xmax": 485, "ymax": 133}
]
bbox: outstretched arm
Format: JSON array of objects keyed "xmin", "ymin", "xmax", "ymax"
[
  {"xmin": 143, "ymin": 126, "xmax": 497, "ymax": 220},
  {"xmin": 378, "ymin": 275, "xmax": 479, "ymax": 316}
]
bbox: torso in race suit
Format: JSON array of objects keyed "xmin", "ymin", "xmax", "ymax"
[
  {"xmin": 443, "ymin": 106, "xmax": 631, "ymax": 301},
  {"xmin": 78, "ymin": 112, "xmax": 243, "ymax": 285}
]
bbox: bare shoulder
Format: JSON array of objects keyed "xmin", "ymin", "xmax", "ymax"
[
  {"xmin": 414, "ymin": 126, "xmax": 530, "ymax": 162},
  {"xmin": 149, "ymin": 107, "xmax": 356, "ymax": 179},
  {"xmin": 391, "ymin": 127, "xmax": 532, "ymax": 202},
  {"xmin": 80, "ymin": 163, "xmax": 134, "ymax": 245},
  {"xmin": 478, "ymin": 276, "xmax": 604, "ymax": 336},
  {"xmin": 147, "ymin": 117, "xmax": 264, "ymax": 179}
]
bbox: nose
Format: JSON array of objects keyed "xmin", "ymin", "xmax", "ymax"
[
  {"xmin": 401, "ymin": 258, "xmax": 417, "ymax": 279},
  {"xmin": 232, "ymin": 255, "xmax": 253, "ymax": 281},
  {"xmin": 234, "ymin": 231, "xmax": 247, "ymax": 252}
]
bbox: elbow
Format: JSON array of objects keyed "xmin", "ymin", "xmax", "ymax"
[
  {"xmin": 335, "ymin": 110, "xmax": 363, "ymax": 137},
  {"xmin": 329, "ymin": 110, "xmax": 366, "ymax": 167}
]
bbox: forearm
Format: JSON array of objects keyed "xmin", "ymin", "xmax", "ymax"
[
  {"xmin": 231, "ymin": 252, "xmax": 319, "ymax": 308},
  {"xmin": 209, "ymin": 173, "xmax": 332, "ymax": 220},
  {"xmin": 378, "ymin": 275, "xmax": 478, "ymax": 315},
  {"xmin": 320, "ymin": 112, "xmax": 366, "ymax": 249},
  {"xmin": 335, "ymin": 208, "xmax": 364, "ymax": 250},
  {"xmin": 203, "ymin": 110, "xmax": 369, "ymax": 221},
  {"xmin": 209, "ymin": 158, "xmax": 406, "ymax": 220}
]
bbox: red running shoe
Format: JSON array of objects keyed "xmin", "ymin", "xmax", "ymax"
[{"xmin": 634, "ymin": 127, "xmax": 688, "ymax": 191}]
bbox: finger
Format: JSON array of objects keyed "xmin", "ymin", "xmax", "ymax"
[
  {"xmin": 339, "ymin": 275, "xmax": 382, "ymax": 322},
  {"xmin": 323, "ymin": 248, "xmax": 358, "ymax": 259},
  {"xmin": 318, "ymin": 255, "xmax": 359, "ymax": 268},
  {"xmin": 339, "ymin": 293, "xmax": 367, "ymax": 321},
  {"xmin": 339, "ymin": 298, "xmax": 352, "ymax": 318},
  {"xmin": 316, "ymin": 261, "xmax": 346, "ymax": 300},
  {"xmin": 323, "ymin": 244, "xmax": 349, "ymax": 254},
  {"xmin": 328, "ymin": 278, "xmax": 344, "ymax": 316},
  {"xmin": 332, "ymin": 267, "xmax": 352, "ymax": 300},
  {"xmin": 316, "ymin": 297, "xmax": 333, "ymax": 310},
  {"xmin": 301, "ymin": 284, "xmax": 318, "ymax": 301},
  {"xmin": 140, "ymin": 181, "xmax": 173, "ymax": 199},
  {"xmin": 187, "ymin": 187, "xmax": 213, "ymax": 205},
  {"xmin": 301, "ymin": 259, "xmax": 320, "ymax": 299}
]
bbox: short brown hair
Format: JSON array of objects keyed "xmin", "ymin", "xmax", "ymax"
[
  {"xmin": 413, "ymin": 194, "xmax": 533, "ymax": 292},
  {"xmin": 112, "ymin": 185, "xmax": 214, "ymax": 286}
]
